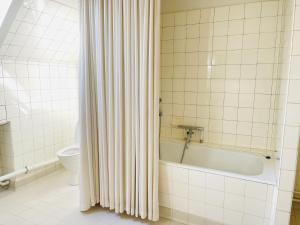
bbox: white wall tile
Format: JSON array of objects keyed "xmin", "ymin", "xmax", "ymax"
[
  {"xmin": 229, "ymin": 5, "xmax": 244, "ymax": 20},
  {"xmin": 244, "ymin": 18, "xmax": 260, "ymax": 34},
  {"xmin": 276, "ymin": 190, "xmax": 292, "ymax": 212},
  {"xmin": 228, "ymin": 20, "xmax": 244, "ymax": 35},
  {"xmin": 172, "ymin": 167, "xmax": 189, "ymax": 183},
  {"xmin": 205, "ymin": 205, "xmax": 224, "ymax": 223},
  {"xmin": 293, "ymin": 31, "xmax": 300, "ymax": 54},
  {"xmin": 214, "ymin": 21, "xmax": 228, "ymax": 36},
  {"xmin": 275, "ymin": 210, "xmax": 290, "ymax": 225},
  {"xmin": 262, "ymin": 1, "xmax": 279, "ymax": 17},
  {"xmin": 174, "ymin": 26, "xmax": 186, "ymax": 39},
  {"xmin": 243, "ymin": 214, "xmax": 264, "ymax": 225},
  {"xmin": 279, "ymin": 170, "xmax": 296, "ymax": 192},
  {"xmin": 224, "ymin": 209, "xmax": 243, "ymax": 225},
  {"xmin": 159, "ymin": 193, "xmax": 172, "ymax": 208},
  {"xmin": 283, "ymin": 126, "xmax": 299, "ymax": 149},
  {"xmin": 281, "ymin": 148, "xmax": 298, "ymax": 170},
  {"xmin": 173, "ymin": 196, "xmax": 188, "ymax": 212},
  {"xmin": 173, "ymin": 182, "xmax": 189, "ymax": 198},
  {"xmin": 175, "ymin": 12, "xmax": 186, "ymax": 26},
  {"xmin": 245, "ymin": 2, "xmax": 262, "ymax": 18},
  {"xmin": 189, "ymin": 185, "xmax": 205, "ymax": 202},
  {"xmin": 288, "ymin": 80, "xmax": 300, "ymax": 103},
  {"xmin": 214, "ymin": 6, "xmax": 229, "ymax": 21},
  {"xmin": 188, "ymin": 200, "xmax": 205, "ymax": 216},
  {"xmin": 206, "ymin": 173, "xmax": 224, "ymax": 191},
  {"xmin": 261, "ymin": 17, "xmax": 278, "ymax": 33},
  {"xmin": 245, "ymin": 181, "xmax": 268, "ymax": 201},
  {"xmin": 224, "ymin": 193, "xmax": 245, "ymax": 212},
  {"xmin": 286, "ymin": 103, "xmax": 300, "ymax": 125},
  {"xmin": 205, "ymin": 189, "xmax": 224, "ymax": 207},
  {"xmin": 244, "ymin": 198, "xmax": 266, "ymax": 217},
  {"xmin": 163, "ymin": 14, "xmax": 174, "ymax": 27},
  {"xmin": 225, "ymin": 177, "xmax": 246, "ymax": 195}
]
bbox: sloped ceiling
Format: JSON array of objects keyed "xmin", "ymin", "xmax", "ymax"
[
  {"xmin": 0, "ymin": 0, "xmax": 79, "ymax": 63},
  {"xmin": 0, "ymin": 0, "xmax": 13, "ymax": 26},
  {"xmin": 0, "ymin": 0, "xmax": 23, "ymax": 46}
]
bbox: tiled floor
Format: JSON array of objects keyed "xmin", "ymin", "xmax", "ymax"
[
  {"xmin": 0, "ymin": 170, "xmax": 181, "ymax": 225},
  {"xmin": 290, "ymin": 202, "xmax": 300, "ymax": 225}
]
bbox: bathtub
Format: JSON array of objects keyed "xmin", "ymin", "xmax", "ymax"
[
  {"xmin": 159, "ymin": 138, "xmax": 277, "ymax": 225},
  {"xmin": 160, "ymin": 138, "xmax": 276, "ymax": 184}
]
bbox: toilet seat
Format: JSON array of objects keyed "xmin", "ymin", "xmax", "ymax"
[{"xmin": 57, "ymin": 146, "xmax": 79, "ymax": 157}]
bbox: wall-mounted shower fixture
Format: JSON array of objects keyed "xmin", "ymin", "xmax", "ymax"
[
  {"xmin": 177, "ymin": 125, "xmax": 205, "ymax": 163},
  {"xmin": 177, "ymin": 125, "xmax": 204, "ymax": 143},
  {"xmin": 159, "ymin": 97, "xmax": 163, "ymax": 159},
  {"xmin": 159, "ymin": 97, "xmax": 162, "ymax": 117},
  {"xmin": 179, "ymin": 128, "xmax": 194, "ymax": 163}
]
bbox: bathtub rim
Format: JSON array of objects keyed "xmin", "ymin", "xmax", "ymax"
[{"xmin": 159, "ymin": 138, "xmax": 277, "ymax": 185}]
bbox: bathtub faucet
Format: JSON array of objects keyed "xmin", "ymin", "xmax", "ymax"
[
  {"xmin": 178, "ymin": 125, "xmax": 204, "ymax": 163},
  {"xmin": 179, "ymin": 129, "xmax": 194, "ymax": 163},
  {"xmin": 177, "ymin": 125, "xmax": 204, "ymax": 143},
  {"xmin": 186, "ymin": 129, "xmax": 194, "ymax": 143}
]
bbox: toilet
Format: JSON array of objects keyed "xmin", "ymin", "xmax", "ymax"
[
  {"xmin": 57, "ymin": 145, "xmax": 80, "ymax": 185},
  {"xmin": 57, "ymin": 124, "xmax": 80, "ymax": 185}
]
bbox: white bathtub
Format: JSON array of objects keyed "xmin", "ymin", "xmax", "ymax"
[
  {"xmin": 160, "ymin": 138, "xmax": 276, "ymax": 184},
  {"xmin": 158, "ymin": 138, "xmax": 277, "ymax": 225}
]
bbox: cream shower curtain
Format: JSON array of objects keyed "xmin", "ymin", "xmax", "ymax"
[{"xmin": 79, "ymin": 0, "xmax": 160, "ymax": 221}]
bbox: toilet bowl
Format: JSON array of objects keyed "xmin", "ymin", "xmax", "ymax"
[{"xmin": 57, "ymin": 145, "xmax": 80, "ymax": 185}]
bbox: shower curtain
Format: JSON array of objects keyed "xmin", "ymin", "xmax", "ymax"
[{"xmin": 79, "ymin": 0, "xmax": 160, "ymax": 221}]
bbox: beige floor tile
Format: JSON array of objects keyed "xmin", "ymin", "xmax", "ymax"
[{"xmin": 0, "ymin": 170, "xmax": 183, "ymax": 225}]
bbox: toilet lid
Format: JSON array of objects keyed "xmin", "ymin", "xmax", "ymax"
[
  {"xmin": 63, "ymin": 148, "xmax": 79, "ymax": 156},
  {"xmin": 57, "ymin": 146, "xmax": 80, "ymax": 156}
]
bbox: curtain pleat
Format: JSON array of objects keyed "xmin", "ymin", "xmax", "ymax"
[{"xmin": 79, "ymin": 0, "xmax": 160, "ymax": 221}]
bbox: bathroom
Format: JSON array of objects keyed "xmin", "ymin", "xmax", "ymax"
[{"xmin": 0, "ymin": 0, "xmax": 299, "ymax": 225}]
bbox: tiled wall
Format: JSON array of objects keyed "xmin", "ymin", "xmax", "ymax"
[
  {"xmin": 160, "ymin": 0, "xmax": 300, "ymax": 223},
  {"xmin": 159, "ymin": 162, "xmax": 276, "ymax": 225},
  {"xmin": 160, "ymin": 1, "xmax": 283, "ymax": 155},
  {"xmin": 0, "ymin": 0, "xmax": 79, "ymax": 172},
  {"xmin": 0, "ymin": 60, "xmax": 78, "ymax": 170},
  {"xmin": 274, "ymin": 0, "xmax": 300, "ymax": 223},
  {"xmin": 0, "ymin": 0, "xmax": 79, "ymax": 62}
]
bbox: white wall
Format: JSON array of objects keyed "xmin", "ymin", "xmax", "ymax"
[
  {"xmin": 274, "ymin": 0, "xmax": 300, "ymax": 223},
  {"xmin": 160, "ymin": 1, "xmax": 283, "ymax": 156},
  {"xmin": 0, "ymin": 0, "xmax": 79, "ymax": 172}
]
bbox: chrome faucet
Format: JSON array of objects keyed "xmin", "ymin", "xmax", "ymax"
[
  {"xmin": 186, "ymin": 129, "xmax": 194, "ymax": 143},
  {"xmin": 178, "ymin": 125, "xmax": 204, "ymax": 163},
  {"xmin": 177, "ymin": 125, "xmax": 204, "ymax": 143},
  {"xmin": 180, "ymin": 129, "xmax": 193, "ymax": 163}
]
